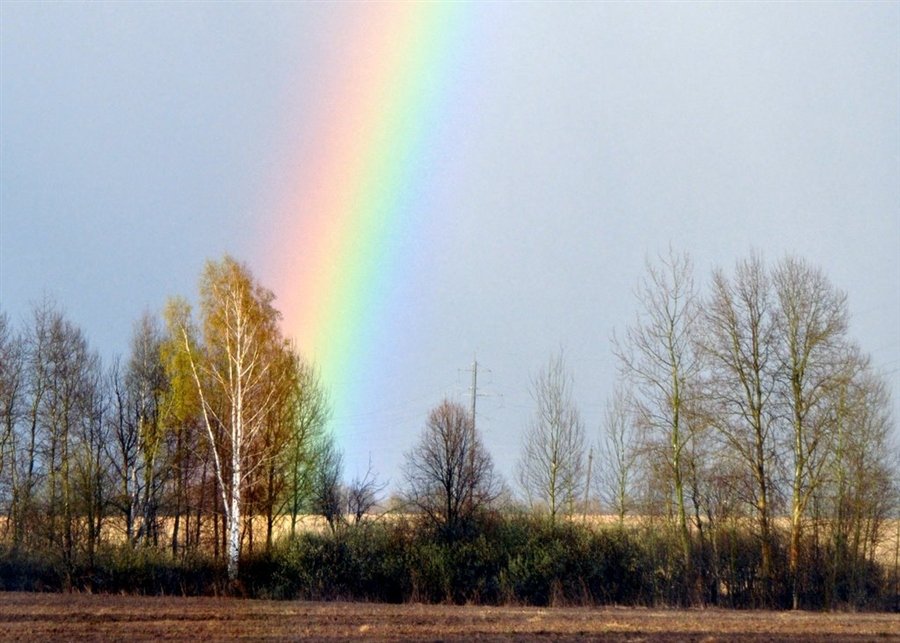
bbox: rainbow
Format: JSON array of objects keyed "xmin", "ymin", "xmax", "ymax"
[{"xmin": 265, "ymin": 4, "xmax": 469, "ymax": 445}]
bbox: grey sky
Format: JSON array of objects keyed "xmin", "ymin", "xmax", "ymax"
[{"xmin": 2, "ymin": 2, "xmax": 898, "ymax": 486}]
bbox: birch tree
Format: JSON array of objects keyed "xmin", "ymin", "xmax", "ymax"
[{"xmin": 169, "ymin": 256, "xmax": 286, "ymax": 580}]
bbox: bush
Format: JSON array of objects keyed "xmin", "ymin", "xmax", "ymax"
[
  {"xmin": 0, "ymin": 543, "xmax": 225, "ymax": 595},
  {"xmin": 243, "ymin": 521, "xmax": 414, "ymax": 602},
  {"xmin": 1, "ymin": 514, "xmax": 895, "ymax": 609},
  {"xmin": 0, "ymin": 546, "xmax": 63, "ymax": 592}
]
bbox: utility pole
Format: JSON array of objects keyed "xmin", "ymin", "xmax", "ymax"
[
  {"xmin": 470, "ymin": 357, "xmax": 478, "ymax": 433},
  {"xmin": 464, "ymin": 354, "xmax": 499, "ymax": 470},
  {"xmin": 461, "ymin": 356, "xmax": 500, "ymax": 510},
  {"xmin": 468, "ymin": 357, "xmax": 478, "ymax": 494}
]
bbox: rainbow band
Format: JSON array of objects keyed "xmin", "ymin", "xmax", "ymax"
[{"xmin": 270, "ymin": 4, "xmax": 467, "ymax": 438}]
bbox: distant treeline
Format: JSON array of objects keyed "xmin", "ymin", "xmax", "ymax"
[{"xmin": 0, "ymin": 252, "xmax": 897, "ymax": 610}]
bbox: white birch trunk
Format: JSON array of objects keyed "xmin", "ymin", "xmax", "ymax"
[{"xmin": 228, "ymin": 454, "xmax": 241, "ymax": 581}]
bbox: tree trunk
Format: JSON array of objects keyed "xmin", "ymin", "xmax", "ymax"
[
  {"xmin": 790, "ymin": 498, "xmax": 802, "ymax": 609},
  {"xmin": 673, "ymin": 445, "xmax": 691, "ymax": 572},
  {"xmin": 228, "ymin": 457, "xmax": 241, "ymax": 581}
]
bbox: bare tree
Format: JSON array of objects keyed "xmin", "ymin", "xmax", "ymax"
[
  {"xmin": 13, "ymin": 300, "xmax": 54, "ymax": 548},
  {"xmin": 403, "ymin": 399, "xmax": 499, "ymax": 535},
  {"xmin": 517, "ymin": 351, "xmax": 586, "ymax": 524},
  {"xmin": 310, "ymin": 433, "xmax": 344, "ymax": 532},
  {"xmin": 0, "ymin": 312, "xmax": 24, "ymax": 533},
  {"xmin": 346, "ymin": 456, "xmax": 387, "ymax": 524},
  {"xmin": 104, "ymin": 313, "xmax": 174, "ymax": 550},
  {"xmin": 18, "ymin": 302, "xmax": 104, "ymax": 571},
  {"xmin": 824, "ymin": 351, "xmax": 897, "ymax": 605},
  {"xmin": 106, "ymin": 356, "xmax": 149, "ymax": 547},
  {"xmin": 127, "ymin": 312, "xmax": 168, "ymax": 546},
  {"xmin": 700, "ymin": 254, "xmax": 780, "ymax": 596},
  {"xmin": 599, "ymin": 387, "xmax": 638, "ymax": 525},
  {"xmin": 772, "ymin": 256, "xmax": 850, "ymax": 608},
  {"xmin": 614, "ymin": 249, "xmax": 701, "ymax": 569},
  {"xmin": 71, "ymin": 357, "xmax": 109, "ymax": 567}
]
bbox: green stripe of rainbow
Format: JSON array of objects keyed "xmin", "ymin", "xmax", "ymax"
[{"xmin": 268, "ymin": 4, "xmax": 468, "ymax": 438}]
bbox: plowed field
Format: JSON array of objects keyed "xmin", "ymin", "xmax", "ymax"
[{"xmin": 0, "ymin": 592, "xmax": 897, "ymax": 641}]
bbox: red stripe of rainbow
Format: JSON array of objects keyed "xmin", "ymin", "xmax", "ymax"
[{"xmin": 265, "ymin": 3, "xmax": 468, "ymax": 439}]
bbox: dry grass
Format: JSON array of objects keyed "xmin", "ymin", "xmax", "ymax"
[{"xmin": 0, "ymin": 592, "xmax": 897, "ymax": 642}]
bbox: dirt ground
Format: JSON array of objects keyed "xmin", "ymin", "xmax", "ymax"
[{"xmin": 0, "ymin": 592, "xmax": 897, "ymax": 642}]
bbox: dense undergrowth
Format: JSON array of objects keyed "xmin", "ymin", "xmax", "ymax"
[{"xmin": 1, "ymin": 514, "xmax": 896, "ymax": 611}]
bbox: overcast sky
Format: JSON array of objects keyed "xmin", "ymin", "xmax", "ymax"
[{"xmin": 2, "ymin": 2, "xmax": 898, "ymax": 488}]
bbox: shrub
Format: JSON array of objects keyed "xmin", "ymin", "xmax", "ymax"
[{"xmin": 1, "ymin": 514, "xmax": 895, "ymax": 609}]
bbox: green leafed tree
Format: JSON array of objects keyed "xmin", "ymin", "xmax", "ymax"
[
  {"xmin": 280, "ymin": 355, "xmax": 330, "ymax": 538},
  {"xmin": 169, "ymin": 255, "xmax": 287, "ymax": 580}
]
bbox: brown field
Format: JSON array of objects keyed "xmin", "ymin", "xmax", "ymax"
[{"xmin": 0, "ymin": 593, "xmax": 898, "ymax": 642}]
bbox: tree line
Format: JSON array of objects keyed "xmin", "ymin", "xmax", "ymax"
[
  {"xmin": 506, "ymin": 251, "xmax": 898, "ymax": 608},
  {"xmin": 0, "ymin": 257, "xmax": 340, "ymax": 583},
  {"xmin": 0, "ymin": 252, "xmax": 897, "ymax": 609}
]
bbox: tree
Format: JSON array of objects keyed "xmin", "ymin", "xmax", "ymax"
[
  {"xmin": 13, "ymin": 301, "xmax": 104, "ymax": 571},
  {"xmin": 346, "ymin": 456, "xmax": 386, "ymax": 525},
  {"xmin": 700, "ymin": 254, "xmax": 780, "ymax": 598},
  {"xmin": 0, "ymin": 312, "xmax": 24, "ymax": 535},
  {"xmin": 246, "ymin": 340, "xmax": 297, "ymax": 553},
  {"xmin": 403, "ymin": 399, "xmax": 499, "ymax": 535},
  {"xmin": 105, "ymin": 313, "xmax": 175, "ymax": 550},
  {"xmin": 599, "ymin": 387, "xmax": 637, "ymax": 525},
  {"xmin": 13, "ymin": 300, "xmax": 54, "ymax": 548},
  {"xmin": 310, "ymin": 433, "xmax": 344, "ymax": 532},
  {"xmin": 170, "ymin": 256, "xmax": 286, "ymax": 580},
  {"xmin": 823, "ymin": 351, "xmax": 897, "ymax": 606},
  {"xmin": 772, "ymin": 256, "xmax": 851, "ymax": 609},
  {"xmin": 614, "ymin": 250, "xmax": 701, "ymax": 569},
  {"xmin": 517, "ymin": 351, "xmax": 586, "ymax": 523},
  {"xmin": 127, "ymin": 313, "xmax": 168, "ymax": 546},
  {"xmin": 107, "ymin": 358, "xmax": 139, "ymax": 546},
  {"xmin": 159, "ymin": 305, "xmax": 206, "ymax": 557},
  {"xmin": 71, "ymin": 355, "xmax": 109, "ymax": 568},
  {"xmin": 279, "ymin": 355, "xmax": 329, "ymax": 537}
]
